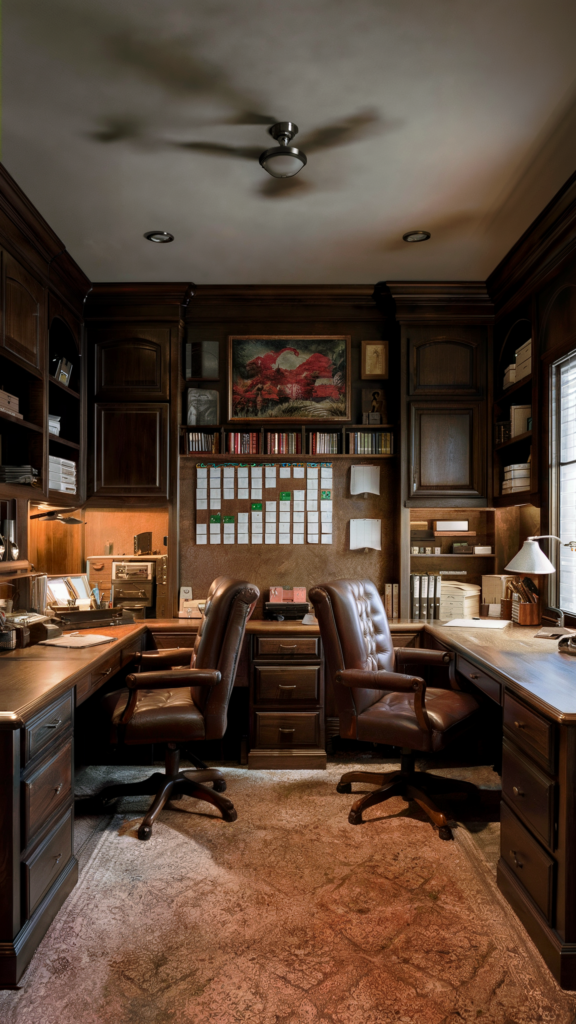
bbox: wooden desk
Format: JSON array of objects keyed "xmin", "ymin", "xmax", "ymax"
[{"xmin": 1, "ymin": 617, "xmax": 576, "ymax": 989}]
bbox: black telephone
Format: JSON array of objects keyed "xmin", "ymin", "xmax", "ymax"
[{"xmin": 558, "ymin": 635, "xmax": 576, "ymax": 656}]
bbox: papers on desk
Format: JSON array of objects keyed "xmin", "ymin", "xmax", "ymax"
[
  {"xmin": 444, "ymin": 619, "xmax": 511, "ymax": 629},
  {"xmin": 39, "ymin": 634, "xmax": 115, "ymax": 648},
  {"xmin": 350, "ymin": 465, "xmax": 380, "ymax": 496},
  {"xmin": 350, "ymin": 519, "xmax": 381, "ymax": 551}
]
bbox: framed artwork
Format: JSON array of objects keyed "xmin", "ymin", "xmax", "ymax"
[
  {"xmin": 228, "ymin": 335, "xmax": 350, "ymax": 422},
  {"xmin": 361, "ymin": 388, "xmax": 388, "ymax": 424},
  {"xmin": 361, "ymin": 340, "xmax": 388, "ymax": 379}
]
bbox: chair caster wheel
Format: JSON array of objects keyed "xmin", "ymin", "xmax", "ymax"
[
  {"xmin": 222, "ymin": 807, "xmax": 238, "ymax": 823},
  {"xmin": 212, "ymin": 779, "xmax": 227, "ymax": 793},
  {"xmin": 438, "ymin": 826, "xmax": 453, "ymax": 841},
  {"xmin": 348, "ymin": 809, "xmax": 363, "ymax": 825},
  {"xmin": 138, "ymin": 825, "xmax": 153, "ymax": 841},
  {"xmin": 337, "ymin": 783, "xmax": 352, "ymax": 794}
]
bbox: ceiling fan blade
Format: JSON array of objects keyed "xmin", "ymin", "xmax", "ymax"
[
  {"xmin": 301, "ymin": 110, "xmax": 382, "ymax": 152},
  {"xmin": 258, "ymin": 175, "xmax": 315, "ymax": 199},
  {"xmin": 226, "ymin": 110, "xmax": 278, "ymax": 126},
  {"xmin": 175, "ymin": 142, "xmax": 262, "ymax": 161},
  {"xmin": 88, "ymin": 116, "xmax": 145, "ymax": 144}
]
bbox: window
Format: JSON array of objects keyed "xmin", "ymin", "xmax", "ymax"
[{"xmin": 551, "ymin": 349, "xmax": 576, "ymax": 613}]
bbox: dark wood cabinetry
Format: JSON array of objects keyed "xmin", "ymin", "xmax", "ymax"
[
  {"xmin": 94, "ymin": 403, "xmax": 169, "ymax": 498},
  {"xmin": 2, "ymin": 253, "xmax": 45, "ymax": 371},
  {"xmin": 409, "ymin": 402, "xmax": 485, "ymax": 498},
  {"xmin": 94, "ymin": 328, "xmax": 170, "ymax": 401},
  {"xmin": 408, "ymin": 327, "xmax": 485, "ymax": 395}
]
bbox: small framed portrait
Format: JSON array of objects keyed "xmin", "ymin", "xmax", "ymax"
[
  {"xmin": 361, "ymin": 388, "xmax": 388, "ymax": 424},
  {"xmin": 361, "ymin": 340, "xmax": 388, "ymax": 379}
]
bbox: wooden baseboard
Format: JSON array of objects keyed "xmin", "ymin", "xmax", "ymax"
[{"xmin": 248, "ymin": 748, "xmax": 327, "ymax": 770}]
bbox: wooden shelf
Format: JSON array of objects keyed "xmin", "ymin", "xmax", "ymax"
[
  {"xmin": 0, "ymin": 348, "xmax": 43, "ymax": 380},
  {"xmin": 49, "ymin": 377, "xmax": 80, "ymax": 400},
  {"xmin": 0, "ymin": 410, "xmax": 43, "ymax": 433},
  {"xmin": 181, "ymin": 452, "xmax": 396, "ymax": 460},
  {"xmin": 410, "ymin": 553, "xmax": 495, "ymax": 559},
  {"xmin": 495, "ymin": 430, "xmax": 532, "ymax": 450},
  {"xmin": 495, "ymin": 373, "xmax": 532, "ymax": 401},
  {"xmin": 0, "ymin": 559, "xmax": 31, "ymax": 577},
  {"xmin": 48, "ymin": 435, "xmax": 80, "ymax": 450},
  {"xmin": 494, "ymin": 489, "xmax": 538, "ymax": 508},
  {"xmin": 184, "ymin": 377, "xmax": 219, "ymax": 383}
]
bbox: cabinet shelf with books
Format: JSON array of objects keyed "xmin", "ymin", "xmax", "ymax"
[{"xmin": 493, "ymin": 311, "xmax": 538, "ymax": 505}]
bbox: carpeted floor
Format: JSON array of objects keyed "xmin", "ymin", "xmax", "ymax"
[{"xmin": 2, "ymin": 762, "xmax": 574, "ymax": 1024}]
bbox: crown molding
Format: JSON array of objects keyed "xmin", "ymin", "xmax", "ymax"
[{"xmin": 384, "ymin": 281, "xmax": 493, "ymax": 324}]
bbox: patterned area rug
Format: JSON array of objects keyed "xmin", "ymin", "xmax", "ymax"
[{"xmin": 2, "ymin": 764, "xmax": 574, "ymax": 1024}]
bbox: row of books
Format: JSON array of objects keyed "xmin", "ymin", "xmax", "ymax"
[
  {"xmin": 348, "ymin": 431, "xmax": 393, "ymax": 455},
  {"xmin": 224, "ymin": 432, "xmax": 258, "ymax": 454},
  {"xmin": 309, "ymin": 432, "xmax": 339, "ymax": 454},
  {"xmin": 266, "ymin": 431, "xmax": 302, "ymax": 454},
  {"xmin": 187, "ymin": 431, "xmax": 220, "ymax": 453},
  {"xmin": 383, "ymin": 583, "xmax": 399, "ymax": 619}
]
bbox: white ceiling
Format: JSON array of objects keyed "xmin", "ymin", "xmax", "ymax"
[{"xmin": 5, "ymin": 0, "xmax": 576, "ymax": 284}]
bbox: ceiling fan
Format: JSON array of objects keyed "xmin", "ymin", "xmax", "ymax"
[{"xmin": 30, "ymin": 508, "xmax": 83, "ymax": 525}]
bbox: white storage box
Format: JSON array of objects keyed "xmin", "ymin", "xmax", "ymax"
[
  {"xmin": 510, "ymin": 405, "xmax": 531, "ymax": 437},
  {"xmin": 503, "ymin": 365, "xmax": 516, "ymax": 388}
]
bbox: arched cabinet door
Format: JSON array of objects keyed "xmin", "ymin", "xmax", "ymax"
[
  {"xmin": 408, "ymin": 327, "xmax": 486, "ymax": 396},
  {"xmin": 2, "ymin": 254, "xmax": 45, "ymax": 371},
  {"xmin": 94, "ymin": 328, "xmax": 170, "ymax": 400}
]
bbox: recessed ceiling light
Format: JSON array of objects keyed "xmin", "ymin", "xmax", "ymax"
[
  {"xmin": 144, "ymin": 230, "xmax": 174, "ymax": 243},
  {"xmin": 402, "ymin": 230, "xmax": 431, "ymax": 243}
]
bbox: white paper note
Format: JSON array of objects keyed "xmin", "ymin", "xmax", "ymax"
[
  {"xmin": 350, "ymin": 519, "xmax": 382, "ymax": 550},
  {"xmin": 293, "ymin": 522, "xmax": 305, "ymax": 534},
  {"xmin": 196, "ymin": 524, "xmax": 207, "ymax": 535},
  {"xmin": 307, "ymin": 500, "xmax": 318, "ymax": 512},
  {"xmin": 279, "ymin": 535, "xmax": 291, "ymax": 544},
  {"xmin": 210, "ymin": 468, "xmax": 221, "ymax": 481},
  {"xmin": 293, "ymin": 500, "xmax": 305, "ymax": 512},
  {"xmin": 265, "ymin": 535, "xmax": 276, "ymax": 544},
  {"xmin": 251, "ymin": 489, "xmax": 262, "ymax": 500},
  {"xmin": 251, "ymin": 467, "xmax": 263, "ymax": 481},
  {"xmin": 307, "ymin": 467, "xmax": 319, "ymax": 479},
  {"xmin": 210, "ymin": 534, "xmax": 221, "ymax": 544},
  {"xmin": 293, "ymin": 490, "xmax": 305, "ymax": 500},
  {"xmin": 223, "ymin": 535, "xmax": 234, "ymax": 544},
  {"xmin": 350, "ymin": 465, "xmax": 380, "ymax": 496},
  {"xmin": 223, "ymin": 523, "xmax": 235, "ymax": 534},
  {"xmin": 251, "ymin": 510, "xmax": 263, "ymax": 522},
  {"xmin": 293, "ymin": 535, "xmax": 305, "ymax": 544},
  {"xmin": 196, "ymin": 535, "xmax": 207, "ymax": 544},
  {"xmin": 238, "ymin": 488, "xmax": 249, "ymax": 500},
  {"xmin": 238, "ymin": 513, "xmax": 249, "ymax": 524},
  {"xmin": 209, "ymin": 498, "xmax": 221, "ymax": 509},
  {"xmin": 223, "ymin": 488, "xmax": 234, "ymax": 500},
  {"xmin": 266, "ymin": 501, "xmax": 277, "ymax": 511},
  {"xmin": 237, "ymin": 467, "xmax": 249, "ymax": 480},
  {"xmin": 196, "ymin": 499, "xmax": 207, "ymax": 510},
  {"xmin": 307, "ymin": 511, "xmax": 319, "ymax": 523},
  {"xmin": 308, "ymin": 533, "xmax": 319, "ymax": 544},
  {"xmin": 293, "ymin": 511, "xmax": 305, "ymax": 522},
  {"xmin": 293, "ymin": 467, "xmax": 305, "ymax": 478},
  {"xmin": 196, "ymin": 488, "xmax": 208, "ymax": 500},
  {"xmin": 209, "ymin": 487, "xmax": 221, "ymax": 498},
  {"xmin": 279, "ymin": 467, "xmax": 291, "ymax": 478},
  {"xmin": 321, "ymin": 534, "xmax": 333, "ymax": 544},
  {"xmin": 279, "ymin": 511, "xmax": 291, "ymax": 522},
  {"xmin": 197, "ymin": 468, "xmax": 207, "ymax": 480},
  {"xmin": 237, "ymin": 534, "xmax": 249, "ymax": 544},
  {"xmin": 223, "ymin": 466, "xmax": 235, "ymax": 479},
  {"xmin": 252, "ymin": 534, "xmax": 263, "ymax": 544},
  {"xmin": 279, "ymin": 522, "xmax": 290, "ymax": 535}
]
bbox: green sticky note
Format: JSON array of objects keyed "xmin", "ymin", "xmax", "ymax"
[
  {"xmin": 209, "ymin": 515, "xmax": 221, "ymax": 523},
  {"xmin": 321, "ymin": 490, "xmax": 331, "ymax": 500},
  {"xmin": 279, "ymin": 491, "xmax": 291, "ymax": 501},
  {"xmin": 223, "ymin": 516, "xmax": 235, "ymax": 523},
  {"xmin": 251, "ymin": 502, "xmax": 262, "ymax": 510}
]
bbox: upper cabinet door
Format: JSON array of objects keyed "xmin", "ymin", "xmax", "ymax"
[
  {"xmin": 408, "ymin": 327, "xmax": 486, "ymax": 395},
  {"xmin": 94, "ymin": 328, "xmax": 170, "ymax": 400},
  {"xmin": 93, "ymin": 403, "xmax": 169, "ymax": 497},
  {"xmin": 409, "ymin": 402, "xmax": 485, "ymax": 499},
  {"xmin": 2, "ymin": 254, "xmax": 45, "ymax": 371}
]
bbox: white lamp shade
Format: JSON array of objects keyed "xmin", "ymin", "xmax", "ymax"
[
  {"xmin": 504, "ymin": 539, "xmax": 556, "ymax": 574},
  {"xmin": 259, "ymin": 149, "xmax": 306, "ymax": 178}
]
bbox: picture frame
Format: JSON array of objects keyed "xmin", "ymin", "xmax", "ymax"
[
  {"xmin": 228, "ymin": 335, "xmax": 350, "ymax": 422},
  {"xmin": 361, "ymin": 340, "xmax": 388, "ymax": 380}
]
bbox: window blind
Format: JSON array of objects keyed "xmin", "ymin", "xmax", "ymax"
[{"xmin": 559, "ymin": 351, "xmax": 576, "ymax": 613}]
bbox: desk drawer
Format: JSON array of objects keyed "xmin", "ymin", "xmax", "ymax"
[
  {"xmin": 503, "ymin": 694, "xmax": 555, "ymax": 772},
  {"xmin": 254, "ymin": 711, "xmax": 321, "ymax": 748},
  {"xmin": 25, "ymin": 693, "xmax": 73, "ymax": 764},
  {"xmin": 391, "ymin": 633, "xmax": 419, "ymax": 648},
  {"xmin": 150, "ymin": 631, "xmax": 197, "ymax": 650},
  {"xmin": 24, "ymin": 741, "xmax": 72, "ymax": 845},
  {"xmin": 76, "ymin": 652, "xmax": 122, "ymax": 706},
  {"xmin": 23, "ymin": 808, "xmax": 73, "ymax": 917},
  {"xmin": 254, "ymin": 665, "xmax": 320, "ymax": 703},
  {"xmin": 457, "ymin": 656, "xmax": 502, "ymax": 704},
  {"xmin": 255, "ymin": 637, "xmax": 320, "ymax": 658},
  {"xmin": 500, "ymin": 802, "xmax": 555, "ymax": 922},
  {"xmin": 121, "ymin": 637, "xmax": 143, "ymax": 666},
  {"xmin": 502, "ymin": 739, "xmax": 556, "ymax": 850}
]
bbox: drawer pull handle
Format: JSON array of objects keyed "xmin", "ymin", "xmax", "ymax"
[
  {"xmin": 94, "ymin": 668, "xmax": 113, "ymax": 684},
  {"xmin": 92, "ymin": 564, "xmax": 105, "ymax": 570},
  {"xmin": 279, "ymin": 644, "xmax": 298, "ymax": 649},
  {"xmin": 469, "ymin": 673, "xmax": 479, "ymax": 680},
  {"xmin": 510, "ymin": 849, "xmax": 523, "ymax": 869},
  {"xmin": 54, "ymin": 783, "xmax": 63, "ymax": 795},
  {"xmin": 512, "ymin": 786, "xmax": 524, "ymax": 798},
  {"xmin": 279, "ymin": 728, "xmax": 296, "ymax": 734},
  {"xmin": 45, "ymin": 719, "xmax": 62, "ymax": 729},
  {"xmin": 514, "ymin": 720, "xmax": 526, "ymax": 730},
  {"xmin": 278, "ymin": 684, "xmax": 297, "ymax": 690},
  {"xmin": 54, "ymin": 853, "xmax": 62, "ymax": 865}
]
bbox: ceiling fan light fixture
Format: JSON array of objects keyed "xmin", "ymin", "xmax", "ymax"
[
  {"xmin": 402, "ymin": 230, "xmax": 431, "ymax": 243},
  {"xmin": 144, "ymin": 230, "xmax": 174, "ymax": 243},
  {"xmin": 259, "ymin": 122, "xmax": 307, "ymax": 178}
]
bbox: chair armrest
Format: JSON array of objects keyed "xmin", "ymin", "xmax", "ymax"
[
  {"xmin": 335, "ymin": 668, "xmax": 424, "ymax": 693},
  {"xmin": 135, "ymin": 649, "xmax": 193, "ymax": 670},
  {"xmin": 395, "ymin": 648, "xmax": 451, "ymax": 669},
  {"xmin": 125, "ymin": 668, "xmax": 221, "ymax": 690}
]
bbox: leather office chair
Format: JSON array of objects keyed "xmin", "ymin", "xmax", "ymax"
[
  {"xmin": 98, "ymin": 576, "xmax": 259, "ymax": 840},
  {"xmin": 309, "ymin": 579, "xmax": 480, "ymax": 839}
]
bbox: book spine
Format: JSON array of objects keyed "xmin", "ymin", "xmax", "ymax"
[
  {"xmin": 384, "ymin": 583, "xmax": 392, "ymax": 618},
  {"xmin": 392, "ymin": 583, "xmax": 399, "ymax": 620},
  {"xmin": 420, "ymin": 574, "xmax": 428, "ymax": 620}
]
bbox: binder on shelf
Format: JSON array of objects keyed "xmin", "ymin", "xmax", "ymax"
[
  {"xmin": 427, "ymin": 574, "xmax": 435, "ymax": 619},
  {"xmin": 410, "ymin": 573, "xmax": 420, "ymax": 620},
  {"xmin": 420, "ymin": 574, "xmax": 428, "ymax": 621},
  {"xmin": 392, "ymin": 583, "xmax": 399, "ymax": 620}
]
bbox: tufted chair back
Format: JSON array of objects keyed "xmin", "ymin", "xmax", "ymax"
[
  {"xmin": 309, "ymin": 579, "xmax": 396, "ymax": 739},
  {"xmin": 188, "ymin": 576, "xmax": 258, "ymax": 738}
]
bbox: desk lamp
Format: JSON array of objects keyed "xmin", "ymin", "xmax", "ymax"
[{"xmin": 504, "ymin": 535, "xmax": 576, "ymax": 624}]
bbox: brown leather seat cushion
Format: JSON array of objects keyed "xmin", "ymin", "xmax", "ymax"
[
  {"xmin": 103, "ymin": 688, "xmax": 206, "ymax": 745},
  {"xmin": 356, "ymin": 688, "xmax": 478, "ymax": 752}
]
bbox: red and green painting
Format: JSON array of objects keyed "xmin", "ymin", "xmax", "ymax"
[{"xmin": 229, "ymin": 336, "xmax": 349, "ymax": 421}]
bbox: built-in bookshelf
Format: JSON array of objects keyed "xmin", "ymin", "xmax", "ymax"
[
  {"xmin": 180, "ymin": 423, "xmax": 396, "ymax": 458},
  {"xmin": 492, "ymin": 314, "xmax": 537, "ymax": 506}
]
